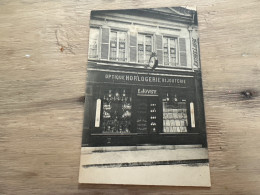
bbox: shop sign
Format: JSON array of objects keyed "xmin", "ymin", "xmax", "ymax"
[
  {"xmin": 87, "ymin": 70, "xmax": 194, "ymax": 88},
  {"xmin": 192, "ymin": 38, "xmax": 199, "ymax": 67},
  {"xmin": 137, "ymin": 88, "xmax": 158, "ymax": 96},
  {"xmin": 191, "ymin": 29, "xmax": 200, "ymax": 68}
]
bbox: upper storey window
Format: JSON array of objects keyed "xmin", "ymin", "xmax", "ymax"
[
  {"xmin": 138, "ymin": 34, "xmax": 153, "ymax": 64},
  {"xmin": 88, "ymin": 28, "xmax": 100, "ymax": 59},
  {"xmin": 156, "ymin": 35, "xmax": 187, "ymax": 67},
  {"xmin": 110, "ymin": 31, "xmax": 127, "ymax": 62},
  {"xmin": 163, "ymin": 37, "xmax": 177, "ymax": 66},
  {"xmin": 88, "ymin": 27, "xmax": 188, "ymax": 68}
]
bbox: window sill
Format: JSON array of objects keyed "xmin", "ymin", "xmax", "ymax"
[{"xmin": 88, "ymin": 59, "xmax": 194, "ymax": 72}]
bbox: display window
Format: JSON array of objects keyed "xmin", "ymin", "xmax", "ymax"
[
  {"xmin": 101, "ymin": 88, "xmax": 132, "ymax": 134},
  {"xmin": 91, "ymin": 85, "xmax": 194, "ymax": 136},
  {"xmin": 162, "ymin": 93, "xmax": 188, "ymax": 133}
]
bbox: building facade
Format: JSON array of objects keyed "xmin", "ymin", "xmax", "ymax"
[{"xmin": 82, "ymin": 7, "xmax": 207, "ymax": 147}]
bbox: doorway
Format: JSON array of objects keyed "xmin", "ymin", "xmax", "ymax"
[{"xmin": 135, "ymin": 96, "xmax": 161, "ymax": 134}]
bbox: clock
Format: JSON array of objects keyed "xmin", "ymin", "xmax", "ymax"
[{"xmin": 148, "ymin": 54, "xmax": 158, "ymax": 70}]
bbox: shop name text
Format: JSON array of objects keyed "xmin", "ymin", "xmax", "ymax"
[{"xmin": 105, "ymin": 74, "xmax": 186, "ymax": 84}]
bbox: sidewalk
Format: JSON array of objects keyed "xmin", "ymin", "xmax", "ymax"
[
  {"xmin": 80, "ymin": 145, "xmax": 208, "ymax": 165},
  {"xmin": 79, "ymin": 145, "xmax": 211, "ymax": 186}
]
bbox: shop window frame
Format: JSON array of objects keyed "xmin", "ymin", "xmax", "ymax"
[{"xmin": 91, "ymin": 84, "xmax": 135, "ymax": 135}]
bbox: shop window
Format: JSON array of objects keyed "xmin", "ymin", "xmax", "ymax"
[
  {"xmin": 162, "ymin": 93, "xmax": 188, "ymax": 133},
  {"xmin": 109, "ymin": 30, "xmax": 127, "ymax": 62},
  {"xmin": 138, "ymin": 34, "xmax": 153, "ymax": 64},
  {"xmin": 101, "ymin": 89, "xmax": 132, "ymax": 134},
  {"xmin": 88, "ymin": 27, "xmax": 100, "ymax": 59}
]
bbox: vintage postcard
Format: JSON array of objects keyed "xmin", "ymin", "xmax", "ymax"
[{"xmin": 79, "ymin": 6, "xmax": 211, "ymax": 187}]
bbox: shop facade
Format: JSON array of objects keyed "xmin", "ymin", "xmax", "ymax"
[{"xmin": 82, "ymin": 7, "xmax": 207, "ymax": 147}]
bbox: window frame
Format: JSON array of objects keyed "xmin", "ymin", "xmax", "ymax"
[
  {"xmin": 137, "ymin": 33, "xmax": 154, "ymax": 64},
  {"xmin": 161, "ymin": 35, "xmax": 180, "ymax": 67},
  {"xmin": 88, "ymin": 26, "xmax": 188, "ymax": 68},
  {"xmin": 109, "ymin": 29, "xmax": 128, "ymax": 62},
  {"xmin": 92, "ymin": 84, "xmax": 134, "ymax": 135},
  {"xmin": 88, "ymin": 26, "xmax": 101, "ymax": 60}
]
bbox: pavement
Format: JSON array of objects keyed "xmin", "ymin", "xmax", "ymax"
[{"xmin": 79, "ymin": 145, "xmax": 211, "ymax": 186}]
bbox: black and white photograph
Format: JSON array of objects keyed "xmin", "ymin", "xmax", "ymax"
[{"xmin": 79, "ymin": 6, "xmax": 211, "ymax": 187}]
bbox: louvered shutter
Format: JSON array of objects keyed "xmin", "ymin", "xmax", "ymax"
[
  {"xmin": 101, "ymin": 28, "xmax": 109, "ymax": 60},
  {"xmin": 156, "ymin": 35, "xmax": 163, "ymax": 65},
  {"xmin": 179, "ymin": 38, "xmax": 187, "ymax": 66},
  {"xmin": 130, "ymin": 34, "xmax": 137, "ymax": 62}
]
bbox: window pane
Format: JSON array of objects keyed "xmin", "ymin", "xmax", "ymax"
[
  {"xmin": 118, "ymin": 32, "xmax": 126, "ymax": 61},
  {"xmin": 110, "ymin": 31, "xmax": 117, "ymax": 41},
  {"xmin": 145, "ymin": 35, "xmax": 152, "ymax": 45},
  {"xmin": 162, "ymin": 93, "xmax": 188, "ymax": 133},
  {"xmin": 145, "ymin": 36, "xmax": 152, "ymax": 63},
  {"xmin": 88, "ymin": 28, "xmax": 99, "ymax": 58},
  {"xmin": 169, "ymin": 38, "xmax": 176, "ymax": 66},
  {"xmin": 163, "ymin": 37, "xmax": 168, "ymax": 48},
  {"xmin": 138, "ymin": 34, "xmax": 144, "ymax": 63},
  {"xmin": 163, "ymin": 37, "xmax": 178, "ymax": 66},
  {"xmin": 101, "ymin": 89, "xmax": 132, "ymax": 134},
  {"xmin": 110, "ymin": 31, "xmax": 117, "ymax": 60},
  {"xmin": 110, "ymin": 31, "xmax": 127, "ymax": 62},
  {"xmin": 163, "ymin": 37, "xmax": 169, "ymax": 65}
]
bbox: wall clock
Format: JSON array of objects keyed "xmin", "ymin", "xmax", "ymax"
[{"xmin": 148, "ymin": 53, "xmax": 158, "ymax": 70}]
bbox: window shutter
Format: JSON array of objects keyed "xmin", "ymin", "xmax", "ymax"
[
  {"xmin": 179, "ymin": 38, "xmax": 187, "ymax": 66},
  {"xmin": 130, "ymin": 34, "xmax": 137, "ymax": 62},
  {"xmin": 101, "ymin": 28, "xmax": 109, "ymax": 60},
  {"xmin": 156, "ymin": 35, "xmax": 163, "ymax": 65}
]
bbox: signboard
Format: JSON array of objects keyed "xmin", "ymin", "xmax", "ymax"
[
  {"xmin": 191, "ymin": 29, "xmax": 200, "ymax": 68},
  {"xmin": 137, "ymin": 88, "xmax": 158, "ymax": 96},
  {"xmin": 94, "ymin": 99, "xmax": 101, "ymax": 127},
  {"xmin": 87, "ymin": 70, "xmax": 194, "ymax": 88}
]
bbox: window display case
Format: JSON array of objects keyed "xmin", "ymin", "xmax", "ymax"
[
  {"xmin": 162, "ymin": 93, "xmax": 188, "ymax": 133},
  {"xmin": 100, "ymin": 89, "xmax": 132, "ymax": 134}
]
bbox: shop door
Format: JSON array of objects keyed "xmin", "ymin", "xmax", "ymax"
[{"xmin": 135, "ymin": 96, "xmax": 160, "ymax": 134}]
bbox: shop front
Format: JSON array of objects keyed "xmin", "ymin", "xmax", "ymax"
[{"xmin": 82, "ymin": 67, "xmax": 206, "ymax": 147}]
